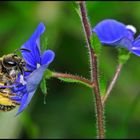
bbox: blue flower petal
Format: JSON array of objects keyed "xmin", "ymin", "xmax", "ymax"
[
  {"xmin": 117, "ymin": 37, "xmax": 132, "ymax": 49},
  {"xmin": 93, "ymin": 19, "xmax": 133, "ymax": 46},
  {"xmin": 41, "ymin": 50, "xmax": 55, "ymax": 65},
  {"xmin": 10, "ymin": 96, "xmax": 22, "ymax": 102},
  {"xmin": 20, "ymin": 51, "xmax": 37, "ymax": 67},
  {"xmin": 12, "ymin": 86, "xmax": 26, "ymax": 93},
  {"xmin": 133, "ymin": 34, "xmax": 140, "ymax": 42},
  {"xmin": 25, "ymin": 63, "xmax": 36, "ymax": 71},
  {"xmin": 21, "ymin": 22, "xmax": 45, "ymax": 67},
  {"xmin": 130, "ymin": 49, "xmax": 140, "ymax": 56},
  {"xmin": 24, "ymin": 71, "xmax": 31, "ymax": 77},
  {"xmin": 16, "ymin": 65, "xmax": 48, "ymax": 115},
  {"xmin": 26, "ymin": 65, "xmax": 47, "ymax": 92},
  {"xmin": 132, "ymin": 37, "xmax": 140, "ymax": 47},
  {"xmin": 130, "ymin": 37, "xmax": 140, "ymax": 56},
  {"xmin": 126, "ymin": 29, "xmax": 134, "ymax": 41},
  {"xmin": 16, "ymin": 93, "xmax": 28, "ymax": 115},
  {"xmin": 29, "ymin": 22, "xmax": 45, "ymax": 50}
]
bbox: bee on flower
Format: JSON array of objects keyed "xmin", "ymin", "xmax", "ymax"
[{"xmin": 0, "ymin": 23, "xmax": 55, "ymax": 115}]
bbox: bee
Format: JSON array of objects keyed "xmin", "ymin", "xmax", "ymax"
[
  {"xmin": 0, "ymin": 48, "xmax": 30, "ymax": 111},
  {"xmin": 0, "ymin": 48, "xmax": 30, "ymax": 85},
  {"xmin": 0, "ymin": 92, "xmax": 19, "ymax": 112},
  {"xmin": 0, "ymin": 54, "xmax": 26, "ymax": 83},
  {"xmin": 0, "ymin": 82, "xmax": 19, "ymax": 111}
]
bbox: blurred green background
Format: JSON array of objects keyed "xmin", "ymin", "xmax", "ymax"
[{"xmin": 0, "ymin": 1, "xmax": 140, "ymax": 139}]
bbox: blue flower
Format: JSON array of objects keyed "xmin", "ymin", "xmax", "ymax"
[
  {"xmin": 21, "ymin": 22, "xmax": 55, "ymax": 74},
  {"xmin": 10, "ymin": 22, "xmax": 55, "ymax": 115},
  {"xmin": 92, "ymin": 19, "xmax": 140, "ymax": 56}
]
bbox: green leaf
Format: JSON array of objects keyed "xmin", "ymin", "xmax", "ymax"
[
  {"xmin": 40, "ymin": 78, "xmax": 47, "ymax": 104},
  {"xmin": 90, "ymin": 32, "xmax": 102, "ymax": 56},
  {"xmin": 99, "ymin": 74, "xmax": 107, "ymax": 97},
  {"xmin": 58, "ymin": 77, "xmax": 92, "ymax": 88},
  {"xmin": 118, "ymin": 48, "xmax": 131, "ymax": 64},
  {"xmin": 40, "ymin": 78, "xmax": 47, "ymax": 95},
  {"xmin": 72, "ymin": 1, "xmax": 81, "ymax": 19}
]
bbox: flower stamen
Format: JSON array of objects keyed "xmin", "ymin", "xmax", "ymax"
[{"xmin": 37, "ymin": 63, "xmax": 41, "ymax": 69}]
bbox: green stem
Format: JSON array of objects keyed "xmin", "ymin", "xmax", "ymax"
[
  {"xmin": 79, "ymin": 1, "xmax": 105, "ymax": 139},
  {"xmin": 102, "ymin": 63, "xmax": 123, "ymax": 105}
]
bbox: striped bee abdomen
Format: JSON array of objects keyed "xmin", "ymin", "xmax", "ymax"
[
  {"xmin": 0, "ymin": 104, "xmax": 16, "ymax": 111},
  {"xmin": 0, "ymin": 93, "xmax": 17, "ymax": 112}
]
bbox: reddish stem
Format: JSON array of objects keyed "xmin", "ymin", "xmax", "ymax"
[{"xmin": 79, "ymin": 1, "xmax": 105, "ymax": 139}]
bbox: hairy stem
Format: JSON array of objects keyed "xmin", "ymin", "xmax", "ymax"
[
  {"xmin": 52, "ymin": 72, "xmax": 94, "ymax": 87},
  {"xmin": 102, "ymin": 63, "xmax": 123, "ymax": 105},
  {"xmin": 79, "ymin": 1, "xmax": 105, "ymax": 139}
]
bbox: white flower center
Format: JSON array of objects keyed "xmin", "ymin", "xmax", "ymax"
[
  {"xmin": 126, "ymin": 25, "xmax": 137, "ymax": 34},
  {"xmin": 20, "ymin": 75, "xmax": 27, "ymax": 85},
  {"xmin": 37, "ymin": 63, "xmax": 41, "ymax": 68}
]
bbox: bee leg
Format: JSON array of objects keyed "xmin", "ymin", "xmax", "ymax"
[
  {"xmin": 0, "ymin": 89, "xmax": 12, "ymax": 97},
  {"xmin": 19, "ymin": 66, "xmax": 24, "ymax": 75},
  {"xmin": 0, "ymin": 85, "xmax": 14, "ymax": 89}
]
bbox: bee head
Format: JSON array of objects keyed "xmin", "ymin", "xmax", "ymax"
[
  {"xmin": 1, "ymin": 48, "xmax": 30, "ymax": 75},
  {"xmin": 2, "ymin": 54, "xmax": 21, "ymax": 69}
]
